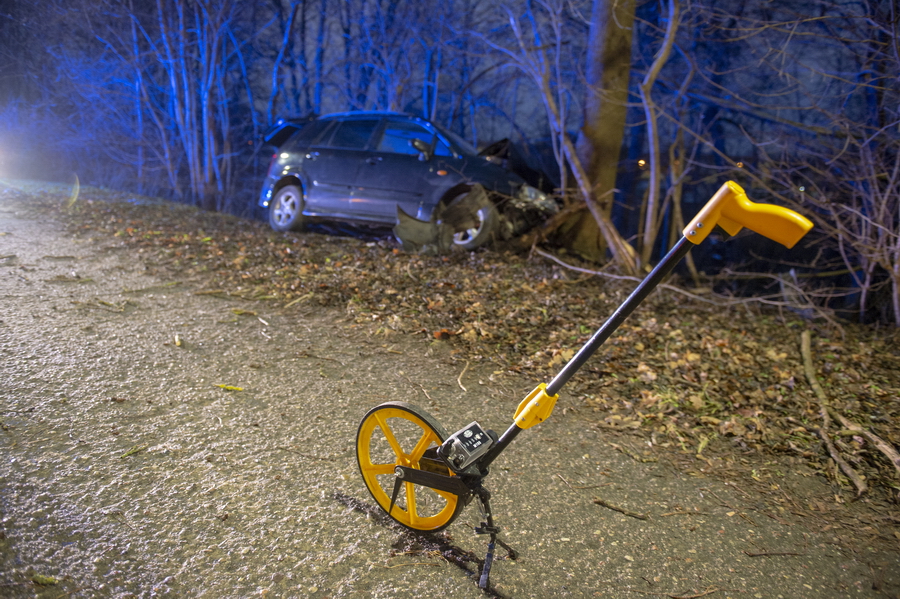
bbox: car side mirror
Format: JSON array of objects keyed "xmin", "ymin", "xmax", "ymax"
[{"xmin": 410, "ymin": 138, "xmax": 432, "ymax": 162}]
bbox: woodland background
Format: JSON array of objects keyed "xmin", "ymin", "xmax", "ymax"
[{"xmin": 0, "ymin": 0, "xmax": 898, "ymax": 324}]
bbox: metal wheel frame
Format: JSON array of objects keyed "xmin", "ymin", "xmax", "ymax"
[{"xmin": 356, "ymin": 402, "xmax": 464, "ymax": 531}]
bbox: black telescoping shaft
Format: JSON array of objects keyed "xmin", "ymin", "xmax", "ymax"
[
  {"xmin": 545, "ymin": 236, "xmax": 693, "ymax": 396},
  {"xmin": 480, "ymin": 237, "xmax": 694, "ymax": 469}
]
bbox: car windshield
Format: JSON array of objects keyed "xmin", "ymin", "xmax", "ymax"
[{"xmin": 432, "ymin": 123, "xmax": 477, "ymax": 156}]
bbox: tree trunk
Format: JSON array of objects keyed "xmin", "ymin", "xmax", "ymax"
[{"xmin": 566, "ymin": 0, "xmax": 636, "ymax": 263}]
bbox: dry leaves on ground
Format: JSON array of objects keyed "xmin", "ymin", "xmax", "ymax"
[{"xmin": 8, "ymin": 183, "xmax": 900, "ymax": 503}]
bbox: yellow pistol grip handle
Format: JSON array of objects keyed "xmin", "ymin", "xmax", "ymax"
[{"xmin": 683, "ymin": 181, "xmax": 813, "ymax": 248}]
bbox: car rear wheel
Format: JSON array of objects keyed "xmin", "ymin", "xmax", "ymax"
[
  {"xmin": 444, "ymin": 189, "xmax": 498, "ymax": 250},
  {"xmin": 269, "ymin": 184, "xmax": 305, "ymax": 232}
]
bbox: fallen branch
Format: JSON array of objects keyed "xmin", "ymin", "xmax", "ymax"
[
  {"xmin": 381, "ymin": 562, "xmax": 441, "ymax": 569},
  {"xmin": 629, "ymin": 587, "xmax": 725, "ymax": 599},
  {"xmin": 533, "ymin": 248, "xmax": 842, "ymax": 327},
  {"xmin": 122, "ymin": 281, "xmax": 180, "ymax": 293},
  {"xmin": 284, "ymin": 292, "xmax": 313, "ymax": 308},
  {"xmin": 801, "ymin": 330, "xmax": 867, "ymax": 496},
  {"xmin": 556, "ymin": 473, "xmax": 611, "ymax": 490},
  {"xmin": 593, "ymin": 497, "xmax": 649, "ymax": 520},
  {"xmin": 828, "ymin": 408, "xmax": 900, "ymax": 481},
  {"xmin": 612, "ymin": 443, "xmax": 658, "ymax": 463},
  {"xmin": 533, "ymin": 248, "xmax": 722, "ymax": 305}
]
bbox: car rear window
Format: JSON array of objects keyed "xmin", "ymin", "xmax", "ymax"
[{"xmin": 324, "ymin": 120, "xmax": 379, "ymax": 149}]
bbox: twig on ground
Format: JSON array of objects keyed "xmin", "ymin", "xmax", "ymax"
[
  {"xmin": 660, "ymin": 511, "xmax": 708, "ymax": 517},
  {"xmin": 457, "ymin": 360, "xmax": 469, "ymax": 392},
  {"xmin": 122, "ymin": 281, "xmax": 180, "ymax": 293},
  {"xmin": 381, "ymin": 562, "xmax": 441, "ymax": 569},
  {"xmin": 284, "ymin": 292, "xmax": 313, "ymax": 308},
  {"xmin": 593, "ymin": 497, "xmax": 649, "ymax": 520},
  {"xmin": 743, "ymin": 550, "xmax": 803, "ymax": 557},
  {"xmin": 801, "ymin": 330, "xmax": 867, "ymax": 497},
  {"xmin": 828, "ymin": 408, "xmax": 900, "ymax": 481},
  {"xmin": 699, "ymin": 487, "xmax": 738, "ymax": 510},
  {"xmin": 53, "ymin": 587, "xmax": 97, "ymax": 599},
  {"xmin": 723, "ymin": 481, "xmax": 751, "ymax": 498},
  {"xmin": 612, "ymin": 443, "xmax": 658, "ymax": 463},
  {"xmin": 403, "ymin": 374, "xmax": 434, "ymax": 402},
  {"xmin": 556, "ymin": 473, "xmax": 611, "ymax": 490},
  {"xmin": 105, "ymin": 510, "xmax": 136, "ymax": 532},
  {"xmin": 629, "ymin": 586, "xmax": 726, "ymax": 598}
]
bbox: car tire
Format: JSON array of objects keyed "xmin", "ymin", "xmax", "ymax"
[
  {"xmin": 444, "ymin": 190, "xmax": 499, "ymax": 250},
  {"xmin": 268, "ymin": 184, "xmax": 305, "ymax": 232}
]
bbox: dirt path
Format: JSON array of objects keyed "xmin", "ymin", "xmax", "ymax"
[{"xmin": 0, "ymin": 190, "xmax": 897, "ymax": 598}]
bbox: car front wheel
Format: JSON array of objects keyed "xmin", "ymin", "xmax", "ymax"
[
  {"xmin": 268, "ymin": 184, "xmax": 305, "ymax": 232},
  {"xmin": 443, "ymin": 189, "xmax": 498, "ymax": 250}
]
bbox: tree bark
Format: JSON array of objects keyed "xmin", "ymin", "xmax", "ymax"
[{"xmin": 566, "ymin": 0, "xmax": 636, "ymax": 263}]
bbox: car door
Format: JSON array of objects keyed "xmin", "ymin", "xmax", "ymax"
[
  {"xmin": 352, "ymin": 120, "xmax": 450, "ymax": 222},
  {"xmin": 302, "ymin": 119, "xmax": 379, "ymax": 216}
]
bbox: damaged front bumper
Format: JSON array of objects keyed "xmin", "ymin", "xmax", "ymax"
[{"xmin": 393, "ymin": 183, "xmax": 557, "ymax": 254}]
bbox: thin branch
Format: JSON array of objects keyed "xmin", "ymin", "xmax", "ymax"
[
  {"xmin": 828, "ymin": 409, "xmax": 900, "ymax": 482},
  {"xmin": 801, "ymin": 330, "xmax": 867, "ymax": 497}
]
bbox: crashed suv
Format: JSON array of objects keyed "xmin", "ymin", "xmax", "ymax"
[{"xmin": 259, "ymin": 111, "xmax": 556, "ymax": 250}]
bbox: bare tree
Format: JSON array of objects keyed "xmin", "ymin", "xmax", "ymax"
[
  {"xmin": 5, "ymin": 0, "xmax": 897, "ymax": 321},
  {"xmin": 637, "ymin": 0, "xmax": 679, "ymax": 265},
  {"xmin": 266, "ymin": 0, "xmax": 302, "ymax": 124},
  {"xmin": 664, "ymin": 0, "xmax": 900, "ymax": 323},
  {"xmin": 482, "ymin": 0, "xmax": 639, "ymax": 273}
]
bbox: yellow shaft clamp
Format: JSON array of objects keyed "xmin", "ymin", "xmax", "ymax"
[
  {"xmin": 513, "ymin": 383, "xmax": 559, "ymax": 429},
  {"xmin": 683, "ymin": 181, "xmax": 813, "ymax": 248}
]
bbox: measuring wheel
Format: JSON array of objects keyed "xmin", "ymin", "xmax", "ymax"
[
  {"xmin": 356, "ymin": 402, "xmax": 465, "ymax": 531},
  {"xmin": 353, "ymin": 181, "xmax": 817, "ymax": 590}
]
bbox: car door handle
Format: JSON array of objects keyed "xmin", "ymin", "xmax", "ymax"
[
  {"xmin": 366, "ymin": 156, "xmax": 383, "ymax": 165},
  {"xmin": 305, "ymin": 151, "xmax": 319, "ymax": 160}
]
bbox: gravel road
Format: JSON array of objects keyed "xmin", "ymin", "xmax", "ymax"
[{"xmin": 1, "ymin": 188, "xmax": 897, "ymax": 598}]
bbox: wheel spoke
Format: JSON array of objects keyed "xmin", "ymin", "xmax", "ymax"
[
  {"xmin": 373, "ymin": 411, "xmax": 406, "ymax": 462},
  {"xmin": 360, "ymin": 462, "xmax": 395, "ymax": 476},
  {"xmin": 405, "ymin": 481, "xmax": 418, "ymax": 525},
  {"xmin": 409, "ymin": 428, "xmax": 438, "ymax": 463}
]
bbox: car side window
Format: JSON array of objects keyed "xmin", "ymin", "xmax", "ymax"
[
  {"xmin": 433, "ymin": 136, "xmax": 452, "ymax": 157},
  {"xmin": 289, "ymin": 120, "xmax": 333, "ymax": 147},
  {"xmin": 376, "ymin": 122, "xmax": 436, "ymax": 155},
  {"xmin": 325, "ymin": 120, "xmax": 379, "ymax": 149}
]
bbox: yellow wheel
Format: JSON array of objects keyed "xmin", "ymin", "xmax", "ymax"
[{"xmin": 356, "ymin": 402, "xmax": 465, "ymax": 531}]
